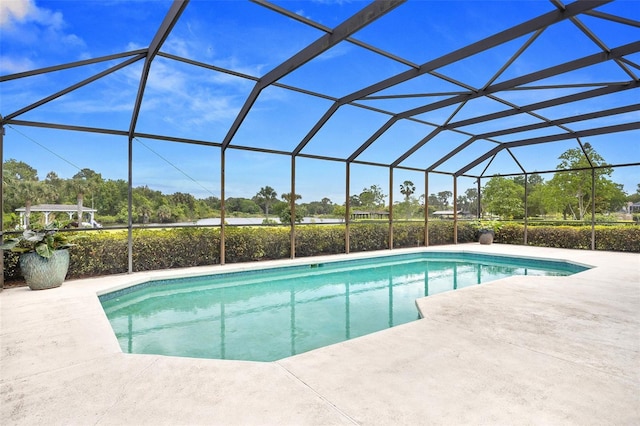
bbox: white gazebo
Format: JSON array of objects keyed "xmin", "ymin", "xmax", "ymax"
[{"xmin": 16, "ymin": 204, "xmax": 98, "ymax": 228}]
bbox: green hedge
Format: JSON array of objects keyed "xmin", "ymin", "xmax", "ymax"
[
  {"xmin": 296, "ymin": 225, "xmax": 345, "ymax": 257},
  {"xmin": 593, "ymin": 226, "xmax": 640, "ymax": 251},
  {"xmin": 133, "ymin": 228, "xmax": 221, "ymax": 270},
  {"xmin": 393, "ymin": 223, "xmax": 424, "ymax": 248},
  {"xmin": 495, "ymin": 223, "xmax": 525, "ymax": 245},
  {"xmin": 495, "ymin": 223, "xmax": 640, "ymax": 252},
  {"xmin": 4, "ymin": 222, "xmax": 639, "ymax": 283},
  {"xmin": 349, "ymin": 223, "xmax": 388, "ymax": 252},
  {"xmin": 225, "ymin": 226, "xmax": 289, "ymax": 262},
  {"xmin": 70, "ymin": 231, "xmax": 129, "ymax": 276}
]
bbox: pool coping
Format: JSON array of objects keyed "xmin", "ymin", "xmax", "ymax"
[
  {"xmin": 2, "ymin": 243, "xmax": 639, "ymax": 425},
  {"xmin": 97, "ymin": 249, "xmax": 590, "ymax": 300},
  {"xmin": 94, "ymin": 246, "xmax": 594, "ymax": 298}
]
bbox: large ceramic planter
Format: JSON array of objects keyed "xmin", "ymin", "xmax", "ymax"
[
  {"xmin": 19, "ymin": 250, "xmax": 70, "ymax": 290},
  {"xmin": 478, "ymin": 230, "xmax": 494, "ymax": 245}
]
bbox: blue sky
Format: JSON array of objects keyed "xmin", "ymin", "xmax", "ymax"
[{"xmin": 1, "ymin": 0, "xmax": 639, "ymax": 205}]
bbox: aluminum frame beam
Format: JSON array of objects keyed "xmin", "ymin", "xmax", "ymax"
[
  {"xmin": 445, "ymin": 80, "xmax": 639, "ymax": 130},
  {"xmin": 427, "ymin": 100, "xmax": 640, "ymax": 173},
  {"xmin": 410, "ymin": 40, "xmax": 640, "ymax": 125},
  {"xmin": 455, "ymin": 121, "xmax": 640, "ymax": 176},
  {"xmin": 348, "ymin": 40, "xmax": 639, "ymax": 164},
  {"xmin": 293, "ymin": 0, "xmax": 612, "ymax": 155},
  {"xmin": 220, "ymin": 0, "xmax": 405, "ymax": 151},
  {"xmin": 0, "ymin": 50, "xmax": 147, "ymax": 83},
  {"xmin": 472, "ymin": 103, "xmax": 640, "ymax": 140},
  {"xmin": 128, "ymin": 0, "xmax": 189, "ymax": 139},
  {"xmin": 3, "ymin": 54, "xmax": 145, "ymax": 123}
]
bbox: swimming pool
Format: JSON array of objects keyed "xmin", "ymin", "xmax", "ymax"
[{"xmin": 99, "ymin": 252, "xmax": 588, "ymax": 362}]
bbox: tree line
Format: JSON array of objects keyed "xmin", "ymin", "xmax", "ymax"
[
  {"xmin": 2, "ymin": 160, "xmax": 345, "ymax": 227},
  {"xmin": 3, "ymin": 143, "xmax": 637, "ymax": 229},
  {"xmin": 481, "ymin": 144, "xmax": 630, "ymax": 220}
]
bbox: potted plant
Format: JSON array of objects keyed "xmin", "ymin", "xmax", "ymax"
[
  {"xmin": 478, "ymin": 228, "xmax": 495, "ymax": 244},
  {"xmin": 477, "ymin": 221, "xmax": 501, "ymax": 245},
  {"xmin": 1, "ymin": 222, "xmax": 75, "ymax": 290}
]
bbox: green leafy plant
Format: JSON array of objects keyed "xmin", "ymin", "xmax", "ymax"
[
  {"xmin": 477, "ymin": 220, "xmax": 502, "ymax": 233},
  {"xmin": 1, "ymin": 222, "xmax": 75, "ymax": 258}
]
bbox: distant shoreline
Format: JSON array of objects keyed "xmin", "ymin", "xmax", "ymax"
[{"xmin": 195, "ymin": 217, "xmax": 344, "ymax": 225}]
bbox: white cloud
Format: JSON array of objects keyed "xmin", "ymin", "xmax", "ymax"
[
  {"xmin": 56, "ymin": 94, "xmax": 137, "ymax": 115},
  {"xmin": 0, "ymin": 0, "xmax": 84, "ymax": 48},
  {"xmin": 187, "ymin": 93, "xmax": 240, "ymax": 125},
  {"xmin": 0, "ymin": 0, "xmax": 61, "ymax": 29},
  {"xmin": 146, "ymin": 60, "xmax": 188, "ymax": 94},
  {"xmin": 30, "ymin": 4, "xmax": 63, "ymax": 30},
  {"xmin": 160, "ymin": 29, "xmax": 267, "ymax": 79},
  {"xmin": 0, "ymin": 0, "xmax": 32, "ymax": 27},
  {"xmin": 164, "ymin": 36, "xmax": 192, "ymax": 59},
  {"xmin": 0, "ymin": 56, "xmax": 34, "ymax": 74},
  {"xmin": 116, "ymin": 58, "xmax": 245, "ymax": 131},
  {"xmin": 126, "ymin": 42, "xmax": 145, "ymax": 51},
  {"xmin": 0, "ymin": 0, "xmax": 86, "ymax": 77}
]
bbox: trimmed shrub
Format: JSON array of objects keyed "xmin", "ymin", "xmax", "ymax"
[
  {"xmin": 70, "ymin": 231, "xmax": 128, "ymax": 276},
  {"xmin": 456, "ymin": 222, "xmax": 478, "ymax": 243},
  {"xmin": 349, "ymin": 223, "xmax": 388, "ymax": 252},
  {"xmin": 4, "ymin": 222, "xmax": 638, "ymax": 284},
  {"xmin": 393, "ymin": 223, "xmax": 424, "ymax": 248},
  {"xmin": 296, "ymin": 225, "xmax": 345, "ymax": 257},
  {"xmin": 493, "ymin": 223, "xmax": 640, "ymax": 252},
  {"xmin": 428, "ymin": 221, "xmax": 454, "ymax": 245},
  {"xmin": 132, "ymin": 228, "xmax": 220, "ymax": 271},
  {"xmin": 223, "ymin": 227, "xmax": 265, "ymax": 262},
  {"xmin": 260, "ymin": 227, "xmax": 291, "ymax": 259},
  {"xmin": 526, "ymin": 226, "xmax": 590, "ymax": 249},
  {"xmin": 494, "ymin": 223, "xmax": 524, "ymax": 245},
  {"xmin": 593, "ymin": 225, "xmax": 640, "ymax": 252}
]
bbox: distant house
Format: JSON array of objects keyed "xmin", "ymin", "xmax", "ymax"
[
  {"xmin": 629, "ymin": 202, "xmax": 640, "ymax": 214},
  {"xmin": 432, "ymin": 210, "xmax": 462, "ymax": 219},
  {"xmin": 16, "ymin": 204, "xmax": 99, "ymax": 228},
  {"xmin": 350, "ymin": 210, "xmax": 389, "ymax": 220}
]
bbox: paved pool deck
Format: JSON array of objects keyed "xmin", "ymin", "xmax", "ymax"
[{"xmin": 1, "ymin": 244, "xmax": 639, "ymax": 425}]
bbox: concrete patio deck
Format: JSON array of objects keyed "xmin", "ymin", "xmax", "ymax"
[{"xmin": 1, "ymin": 244, "xmax": 638, "ymax": 425}]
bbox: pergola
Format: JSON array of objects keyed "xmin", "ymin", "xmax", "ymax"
[
  {"xmin": 1, "ymin": 0, "xmax": 639, "ymax": 273},
  {"xmin": 15, "ymin": 204, "xmax": 98, "ymax": 229}
]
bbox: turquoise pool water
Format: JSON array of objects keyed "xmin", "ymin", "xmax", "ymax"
[{"xmin": 100, "ymin": 252, "xmax": 587, "ymax": 362}]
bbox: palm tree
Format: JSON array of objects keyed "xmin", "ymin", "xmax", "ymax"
[
  {"xmin": 137, "ymin": 203, "xmax": 153, "ymax": 224},
  {"xmin": 400, "ymin": 180, "xmax": 416, "ymax": 220},
  {"xmin": 157, "ymin": 204, "xmax": 172, "ymax": 223},
  {"xmin": 253, "ymin": 186, "xmax": 278, "ymax": 219},
  {"xmin": 281, "ymin": 192, "xmax": 302, "ymax": 203},
  {"xmin": 44, "ymin": 172, "xmax": 64, "ymax": 204},
  {"xmin": 69, "ymin": 169, "xmax": 101, "ymax": 225},
  {"xmin": 14, "ymin": 180, "xmax": 47, "ymax": 229},
  {"xmin": 281, "ymin": 192, "xmax": 303, "ymax": 224}
]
